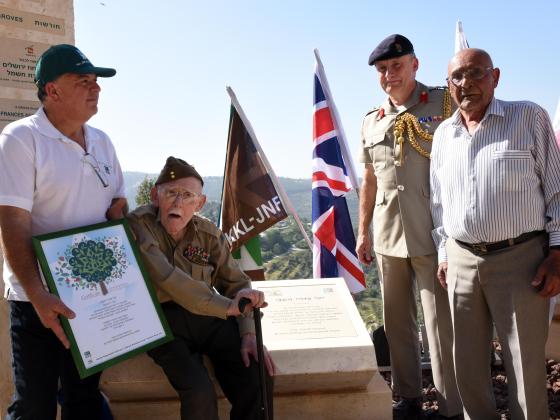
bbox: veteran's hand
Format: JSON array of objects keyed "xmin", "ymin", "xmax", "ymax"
[
  {"xmin": 437, "ymin": 262, "xmax": 448, "ymax": 289},
  {"xmin": 227, "ymin": 288, "xmax": 268, "ymax": 317},
  {"xmin": 240, "ymin": 333, "xmax": 276, "ymax": 376},
  {"xmin": 28, "ymin": 288, "xmax": 75, "ymax": 349},
  {"xmin": 106, "ymin": 197, "xmax": 128, "ymax": 220},
  {"xmin": 356, "ymin": 233, "xmax": 374, "ymax": 265},
  {"xmin": 532, "ymin": 250, "xmax": 560, "ymax": 297}
]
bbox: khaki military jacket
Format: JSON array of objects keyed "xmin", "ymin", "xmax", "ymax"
[
  {"xmin": 359, "ymin": 82, "xmax": 450, "ymax": 258},
  {"xmin": 127, "ymin": 205, "xmax": 254, "ymax": 335}
]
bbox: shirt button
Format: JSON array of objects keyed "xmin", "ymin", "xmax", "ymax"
[{"xmin": 397, "ymin": 185, "xmax": 405, "ymax": 191}]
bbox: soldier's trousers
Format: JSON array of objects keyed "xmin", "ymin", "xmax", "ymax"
[
  {"xmin": 148, "ymin": 301, "xmax": 273, "ymax": 420},
  {"xmin": 376, "ymin": 253, "xmax": 463, "ymax": 417}
]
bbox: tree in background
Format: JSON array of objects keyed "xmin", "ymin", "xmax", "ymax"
[{"xmin": 135, "ymin": 176, "xmax": 155, "ymax": 207}]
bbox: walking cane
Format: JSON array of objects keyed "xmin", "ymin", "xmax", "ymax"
[{"xmin": 239, "ymin": 297, "xmax": 270, "ymax": 420}]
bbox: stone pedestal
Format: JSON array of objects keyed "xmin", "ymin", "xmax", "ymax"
[{"xmin": 100, "ymin": 278, "xmax": 392, "ymax": 419}]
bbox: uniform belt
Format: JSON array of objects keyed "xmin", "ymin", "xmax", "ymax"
[{"xmin": 455, "ymin": 230, "xmax": 544, "ymax": 255}]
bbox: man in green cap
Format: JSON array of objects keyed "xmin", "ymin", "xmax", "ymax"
[
  {"xmin": 127, "ymin": 156, "xmax": 274, "ymax": 420},
  {"xmin": 356, "ymin": 34, "xmax": 462, "ymax": 419},
  {"xmin": 0, "ymin": 44, "xmax": 126, "ymax": 419}
]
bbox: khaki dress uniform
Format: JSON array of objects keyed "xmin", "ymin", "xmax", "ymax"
[
  {"xmin": 359, "ymin": 81, "xmax": 462, "ymax": 416},
  {"xmin": 127, "ymin": 205, "xmax": 273, "ymax": 420}
]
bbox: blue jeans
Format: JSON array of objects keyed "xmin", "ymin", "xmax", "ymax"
[{"xmin": 7, "ymin": 301, "xmax": 103, "ymax": 420}]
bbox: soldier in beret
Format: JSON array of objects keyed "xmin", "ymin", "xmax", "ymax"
[
  {"xmin": 127, "ymin": 156, "xmax": 274, "ymax": 420},
  {"xmin": 356, "ymin": 34, "xmax": 462, "ymax": 419}
]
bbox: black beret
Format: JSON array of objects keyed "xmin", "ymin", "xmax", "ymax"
[
  {"xmin": 368, "ymin": 34, "xmax": 414, "ymax": 66},
  {"xmin": 155, "ymin": 156, "xmax": 204, "ymax": 186}
]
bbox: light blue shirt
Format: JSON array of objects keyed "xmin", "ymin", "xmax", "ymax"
[{"xmin": 430, "ymin": 98, "xmax": 560, "ymax": 263}]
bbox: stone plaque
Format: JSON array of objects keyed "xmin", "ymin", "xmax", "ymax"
[
  {"xmin": 253, "ymin": 278, "xmax": 371, "ymax": 347},
  {"xmin": 0, "ymin": 38, "xmax": 50, "ymax": 89},
  {"xmin": 0, "ymin": 6, "xmax": 65, "ymax": 35},
  {"xmin": 257, "ymin": 281, "xmax": 357, "ymax": 340},
  {"xmin": 0, "ymin": 98, "xmax": 39, "ymax": 131}
]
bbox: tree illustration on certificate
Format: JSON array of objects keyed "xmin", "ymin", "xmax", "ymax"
[{"xmin": 54, "ymin": 237, "xmax": 129, "ymax": 295}]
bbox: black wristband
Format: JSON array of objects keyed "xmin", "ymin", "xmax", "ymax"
[{"xmin": 550, "ymin": 245, "xmax": 560, "ymax": 250}]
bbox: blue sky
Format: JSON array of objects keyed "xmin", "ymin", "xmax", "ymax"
[{"xmin": 75, "ymin": 0, "xmax": 560, "ymax": 178}]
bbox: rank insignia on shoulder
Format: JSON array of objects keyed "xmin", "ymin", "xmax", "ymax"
[
  {"xmin": 184, "ymin": 245, "xmax": 210, "ymax": 265},
  {"xmin": 365, "ymin": 106, "xmax": 380, "ymax": 117}
]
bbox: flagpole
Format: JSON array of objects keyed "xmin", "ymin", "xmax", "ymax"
[
  {"xmin": 314, "ymin": 49, "xmax": 360, "ymax": 199},
  {"xmin": 217, "ymin": 107, "xmax": 235, "ymax": 229},
  {"xmin": 226, "ymin": 86, "xmax": 313, "ymax": 251}
]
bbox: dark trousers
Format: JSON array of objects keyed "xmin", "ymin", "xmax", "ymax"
[
  {"xmin": 7, "ymin": 301, "xmax": 103, "ymax": 420},
  {"xmin": 148, "ymin": 302, "xmax": 273, "ymax": 420}
]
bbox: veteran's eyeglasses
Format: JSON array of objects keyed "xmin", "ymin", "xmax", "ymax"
[
  {"xmin": 160, "ymin": 188, "xmax": 201, "ymax": 204},
  {"xmin": 447, "ymin": 66, "xmax": 493, "ymax": 87},
  {"xmin": 83, "ymin": 153, "xmax": 109, "ymax": 188}
]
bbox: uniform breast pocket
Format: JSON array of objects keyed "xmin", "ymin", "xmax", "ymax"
[
  {"xmin": 190, "ymin": 263, "xmax": 214, "ymax": 286},
  {"xmin": 365, "ymin": 132, "xmax": 388, "ymax": 171},
  {"xmin": 492, "ymin": 150, "xmax": 535, "ymax": 192}
]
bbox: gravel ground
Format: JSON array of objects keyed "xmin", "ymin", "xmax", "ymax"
[{"xmin": 382, "ymin": 349, "xmax": 560, "ymax": 419}]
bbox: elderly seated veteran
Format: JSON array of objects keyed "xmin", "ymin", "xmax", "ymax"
[{"xmin": 127, "ymin": 156, "xmax": 274, "ymax": 420}]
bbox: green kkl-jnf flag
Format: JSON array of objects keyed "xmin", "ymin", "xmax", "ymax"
[{"xmin": 220, "ymin": 104, "xmax": 288, "ymax": 280}]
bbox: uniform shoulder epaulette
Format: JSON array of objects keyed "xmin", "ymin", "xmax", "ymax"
[
  {"xmin": 365, "ymin": 106, "xmax": 381, "ymax": 117},
  {"xmin": 429, "ymin": 86, "xmax": 448, "ymax": 92},
  {"xmin": 192, "ymin": 214, "xmax": 221, "ymax": 237}
]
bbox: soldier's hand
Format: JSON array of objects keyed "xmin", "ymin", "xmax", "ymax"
[
  {"xmin": 227, "ymin": 288, "xmax": 268, "ymax": 317},
  {"xmin": 240, "ymin": 333, "xmax": 276, "ymax": 376},
  {"xmin": 532, "ymin": 250, "xmax": 560, "ymax": 297},
  {"xmin": 356, "ymin": 233, "xmax": 374, "ymax": 265},
  {"xmin": 28, "ymin": 289, "xmax": 75, "ymax": 349},
  {"xmin": 437, "ymin": 262, "xmax": 448, "ymax": 289}
]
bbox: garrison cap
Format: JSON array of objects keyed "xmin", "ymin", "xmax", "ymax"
[
  {"xmin": 368, "ymin": 34, "xmax": 414, "ymax": 66},
  {"xmin": 155, "ymin": 156, "xmax": 204, "ymax": 186},
  {"xmin": 35, "ymin": 44, "xmax": 116, "ymax": 88}
]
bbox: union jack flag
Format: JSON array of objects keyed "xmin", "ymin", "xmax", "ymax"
[{"xmin": 312, "ymin": 51, "xmax": 366, "ymax": 293}]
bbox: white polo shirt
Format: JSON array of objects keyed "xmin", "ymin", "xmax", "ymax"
[{"xmin": 0, "ymin": 107, "xmax": 125, "ymax": 301}]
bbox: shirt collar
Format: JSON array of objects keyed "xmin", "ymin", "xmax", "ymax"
[
  {"xmin": 383, "ymin": 81, "xmax": 426, "ymax": 114},
  {"xmin": 31, "ymin": 106, "xmax": 96, "ymax": 151},
  {"xmin": 450, "ymin": 96, "xmax": 503, "ymax": 128}
]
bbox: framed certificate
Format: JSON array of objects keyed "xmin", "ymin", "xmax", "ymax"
[{"xmin": 33, "ymin": 219, "xmax": 172, "ymax": 378}]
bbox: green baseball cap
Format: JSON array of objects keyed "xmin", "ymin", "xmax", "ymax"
[{"xmin": 34, "ymin": 44, "xmax": 116, "ymax": 88}]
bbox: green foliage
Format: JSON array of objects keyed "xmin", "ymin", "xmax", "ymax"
[
  {"xmin": 260, "ymin": 217, "xmax": 383, "ymax": 332},
  {"xmin": 198, "ymin": 201, "xmax": 220, "ymax": 225},
  {"xmin": 135, "ymin": 176, "xmax": 155, "ymax": 207},
  {"xmin": 69, "ymin": 240, "xmax": 116, "ymax": 284}
]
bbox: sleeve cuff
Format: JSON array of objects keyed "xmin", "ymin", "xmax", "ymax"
[
  {"xmin": 550, "ymin": 231, "xmax": 560, "ymax": 247},
  {"xmin": 438, "ymin": 244, "xmax": 448, "ymax": 264},
  {"xmin": 0, "ymin": 195, "xmax": 33, "ymax": 212}
]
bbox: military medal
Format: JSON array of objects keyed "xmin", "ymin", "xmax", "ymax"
[{"xmin": 184, "ymin": 245, "xmax": 210, "ymax": 265}]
